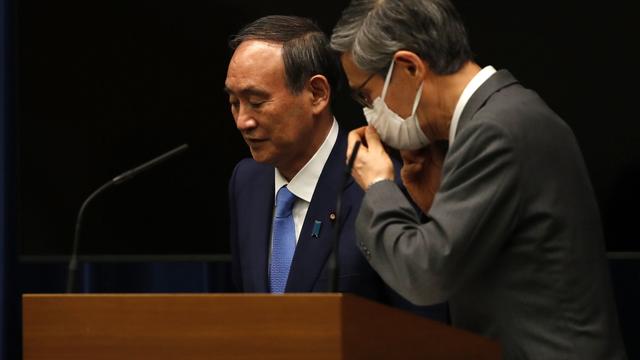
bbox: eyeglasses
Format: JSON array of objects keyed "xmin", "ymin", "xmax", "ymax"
[{"xmin": 350, "ymin": 72, "xmax": 376, "ymax": 108}]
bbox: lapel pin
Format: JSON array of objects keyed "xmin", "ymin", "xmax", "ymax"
[
  {"xmin": 329, "ymin": 211, "xmax": 336, "ymax": 222},
  {"xmin": 311, "ymin": 220, "xmax": 322, "ymax": 238}
]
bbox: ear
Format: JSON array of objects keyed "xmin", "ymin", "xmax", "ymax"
[
  {"xmin": 393, "ymin": 50, "xmax": 429, "ymax": 83},
  {"xmin": 307, "ymin": 75, "xmax": 331, "ymax": 115}
]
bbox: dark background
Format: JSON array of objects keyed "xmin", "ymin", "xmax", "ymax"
[
  {"xmin": 15, "ymin": 0, "xmax": 638, "ymax": 257},
  {"xmin": 6, "ymin": 1, "xmax": 639, "ymax": 359}
]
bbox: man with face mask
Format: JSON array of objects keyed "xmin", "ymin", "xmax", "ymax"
[{"xmin": 331, "ymin": 0, "xmax": 626, "ymax": 359}]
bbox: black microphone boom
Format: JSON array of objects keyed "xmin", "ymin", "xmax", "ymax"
[
  {"xmin": 65, "ymin": 143, "xmax": 189, "ymax": 293},
  {"xmin": 327, "ymin": 141, "xmax": 361, "ymax": 293}
]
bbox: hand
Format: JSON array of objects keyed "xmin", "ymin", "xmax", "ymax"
[
  {"xmin": 400, "ymin": 141, "xmax": 447, "ymax": 214},
  {"xmin": 347, "ymin": 126, "xmax": 394, "ymax": 190}
]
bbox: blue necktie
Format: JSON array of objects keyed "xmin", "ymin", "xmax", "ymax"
[{"xmin": 270, "ymin": 186, "xmax": 297, "ymax": 294}]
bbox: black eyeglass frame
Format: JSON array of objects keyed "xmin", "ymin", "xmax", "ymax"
[{"xmin": 350, "ymin": 72, "xmax": 376, "ymax": 108}]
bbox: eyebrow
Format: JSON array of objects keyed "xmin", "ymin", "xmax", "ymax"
[{"xmin": 223, "ymin": 86, "xmax": 270, "ymax": 99}]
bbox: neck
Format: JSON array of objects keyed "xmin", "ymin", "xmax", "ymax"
[
  {"xmin": 420, "ymin": 61, "xmax": 482, "ymax": 141},
  {"xmin": 278, "ymin": 111, "xmax": 333, "ymax": 181}
]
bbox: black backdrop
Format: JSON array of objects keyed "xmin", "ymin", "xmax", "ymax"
[{"xmin": 16, "ymin": 0, "xmax": 638, "ymax": 257}]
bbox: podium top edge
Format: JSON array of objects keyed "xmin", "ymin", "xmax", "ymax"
[{"xmin": 22, "ymin": 293, "xmax": 349, "ymax": 299}]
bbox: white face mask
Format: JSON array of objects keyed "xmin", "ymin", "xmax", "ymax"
[{"xmin": 363, "ymin": 60, "xmax": 430, "ymax": 150}]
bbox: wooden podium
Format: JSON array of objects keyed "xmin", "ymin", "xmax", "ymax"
[{"xmin": 23, "ymin": 293, "xmax": 500, "ymax": 359}]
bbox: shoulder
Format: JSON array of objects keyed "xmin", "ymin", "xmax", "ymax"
[
  {"xmin": 230, "ymin": 158, "xmax": 273, "ymax": 188},
  {"xmin": 474, "ymin": 80, "xmax": 571, "ymax": 141},
  {"xmin": 454, "ymin": 81, "xmax": 573, "ymax": 161}
]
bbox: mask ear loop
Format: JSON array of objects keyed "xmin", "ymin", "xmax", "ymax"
[
  {"xmin": 410, "ymin": 82, "xmax": 424, "ymax": 116},
  {"xmin": 381, "ymin": 59, "xmax": 395, "ymax": 101},
  {"xmin": 382, "ymin": 59, "xmax": 423, "ymax": 116},
  {"xmin": 410, "ymin": 81, "xmax": 430, "ymax": 146}
]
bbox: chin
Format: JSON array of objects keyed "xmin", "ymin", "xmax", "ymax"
[{"xmin": 249, "ymin": 148, "xmax": 275, "ymax": 165}]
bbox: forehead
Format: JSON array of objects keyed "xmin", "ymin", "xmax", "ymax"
[{"xmin": 226, "ymin": 40, "xmax": 286, "ymax": 91}]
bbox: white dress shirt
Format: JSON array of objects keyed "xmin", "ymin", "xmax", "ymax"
[
  {"xmin": 273, "ymin": 118, "xmax": 339, "ymax": 243},
  {"xmin": 449, "ymin": 66, "xmax": 497, "ymax": 144}
]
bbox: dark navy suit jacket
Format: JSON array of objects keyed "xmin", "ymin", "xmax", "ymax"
[{"xmin": 228, "ymin": 129, "xmax": 448, "ymax": 322}]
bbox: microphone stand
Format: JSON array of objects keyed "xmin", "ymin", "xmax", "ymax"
[
  {"xmin": 327, "ymin": 141, "xmax": 361, "ymax": 293},
  {"xmin": 65, "ymin": 143, "xmax": 189, "ymax": 293}
]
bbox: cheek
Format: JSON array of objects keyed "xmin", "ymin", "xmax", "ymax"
[
  {"xmin": 270, "ymin": 116, "xmax": 301, "ymax": 145},
  {"xmin": 385, "ymin": 91, "xmax": 416, "ymax": 118},
  {"xmin": 272, "ymin": 109, "xmax": 312, "ymax": 146},
  {"xmin": 370, "ymin": 88, "xmax": 383, "ymax": 102}
]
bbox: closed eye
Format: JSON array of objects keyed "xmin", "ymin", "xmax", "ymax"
[
  {"xmin": 248, "ymin": 100, "xmax": 266, "ymax": 108},
  {"xmin": 228, "ymin": 96, "xmax": 240, "ymax": 109}
]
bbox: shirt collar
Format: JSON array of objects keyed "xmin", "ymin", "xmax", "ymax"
[
  {"xmin": 274, "ymin": 118, "xmax": 339, "ymax": 202},
  {"xmin": 449, "ymin": 66, "xmax": 497, "ymax": 144}
]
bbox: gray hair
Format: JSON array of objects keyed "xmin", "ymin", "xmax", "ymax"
[{"xmin": 330, "ymin": 0, "xmax": 473, "ymax": 75}]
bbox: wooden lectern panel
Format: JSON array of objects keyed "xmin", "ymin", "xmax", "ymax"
[
  {"xmin": 23, "ymin": 293, "xmax": 500, "ymax": 359},
  {"xmin": 341, "ymin": 294, "xmax": 499, "ymax": 359}
]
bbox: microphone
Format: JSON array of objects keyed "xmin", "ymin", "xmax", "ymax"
[
  {"xmin": 327, "ymin": 140, "xmax": 361, "ymax": 293},
  {"xmin": 65, "ymin": 143, "xmax": 189, "ymax": 293}
]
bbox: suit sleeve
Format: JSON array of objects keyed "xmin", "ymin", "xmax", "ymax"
[
  {"xmin": 228, "ymin": 163, "xmax": 243, "ymax": 292},
  {"xmin": 356, "ymin": 120, "xmax": 520, "ymax": 305}
]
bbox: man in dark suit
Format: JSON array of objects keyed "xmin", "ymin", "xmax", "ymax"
[
  {"xmin": 225, "ymin": 15, "xmax": 447, "ymax": 321},
  {"xmin": 331, "ymin": 0, "xmax": 626, "ymax": 358}
]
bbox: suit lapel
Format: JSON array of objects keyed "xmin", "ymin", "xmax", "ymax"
[
  {"xmin": 285, "ymin": 130, "xmax": 352, "ymax": 292},
  {"xmin": 244, "ymin": 166, "xmax": 274, "ymax": 292}
]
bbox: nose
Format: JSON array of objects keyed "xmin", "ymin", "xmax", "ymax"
[{"xmin": 235, "ymin": 104, "xmax": 257, "ymax": 131}]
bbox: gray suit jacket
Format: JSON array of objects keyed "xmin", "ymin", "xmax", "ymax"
[{"xmin": 356, "ymin": 70, "xmax": 626, "ymax": 359}]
